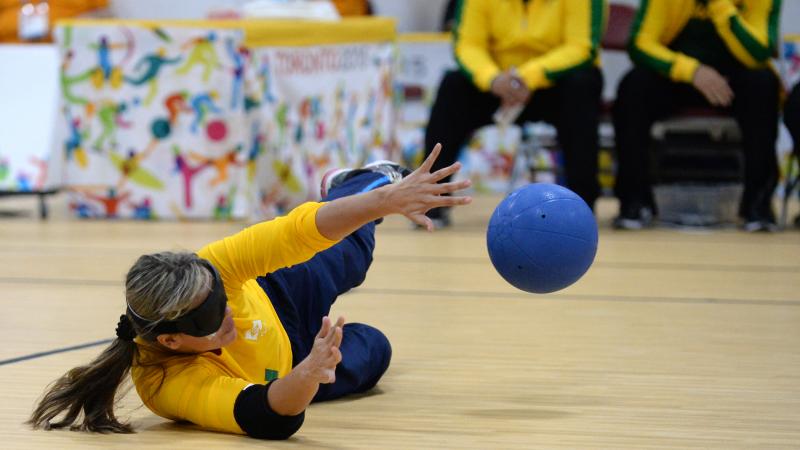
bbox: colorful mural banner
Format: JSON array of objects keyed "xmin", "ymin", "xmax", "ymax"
[
  {"xmin": 246, "ymin": 42, "xmax": 395, "ymax": 218},
  {"xmin": 55, "ymin": 20, "xmax": 395, "ymax": 220},
  {"xmin": 56, "ymin": 24, "xmax": 249, "ymax": 219}
]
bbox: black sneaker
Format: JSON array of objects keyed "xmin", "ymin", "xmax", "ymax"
[{"xmin": 613, "ymin": 204, "xmax": 654, "ymax": 230}]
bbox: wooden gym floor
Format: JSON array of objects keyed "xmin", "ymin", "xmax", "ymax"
[{"xmin": 0, "ymin": 194, "xmax": 798, "ymax": 449}]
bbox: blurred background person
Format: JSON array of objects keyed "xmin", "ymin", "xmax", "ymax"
[
  {"xmin": 422, "ymin": 0, "xmax": 606, "ymax": 228},
  {"xmin": 612, "ymin": 0, "xmax": 782, "ymax": 232}
]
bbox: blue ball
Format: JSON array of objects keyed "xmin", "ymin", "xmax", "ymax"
[{"xmin": 487, "ymin": 183, "xmax": 598, "ymax": 294}]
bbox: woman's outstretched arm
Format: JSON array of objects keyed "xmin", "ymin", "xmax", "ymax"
[{"xmin": 315, "ymin": 144, "xmax": 472, "ymax": 239}]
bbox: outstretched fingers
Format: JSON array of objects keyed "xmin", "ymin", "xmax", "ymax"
[
  {"xmin": 432, "ymin": 179, "xmax": 472, "ymax": 195},
  {"xmin": 418, "ymin": 143, "xmax": 442, "ymax": 173},
  {"xmin": 429, "ymin": 161, "xmax": 462, "ymax": 183},
  {"xmin": 432, "ymin": 193, "xmax": 472, "ymax": 208}
]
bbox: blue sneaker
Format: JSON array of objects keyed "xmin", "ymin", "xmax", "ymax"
[
  {"xmin": 320, "ymin": 160, "xmax": 410, "ymax": 198},
  {"xmin": 319, "ymin": 167, "xmax": 353, "ymax": 198}
]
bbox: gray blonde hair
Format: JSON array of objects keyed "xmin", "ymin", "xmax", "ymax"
[
  {"xmin": 125, "ymin": 252, "xmax": 212, "ymax": 327},
  {"xmin": 29, "ymin": 251, "xmax": 211, "ymax": 433}
]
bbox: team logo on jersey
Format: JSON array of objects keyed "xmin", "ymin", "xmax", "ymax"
[{"xmin": 244, "ymin": 320, "xmax": 266, "ymax": 341}]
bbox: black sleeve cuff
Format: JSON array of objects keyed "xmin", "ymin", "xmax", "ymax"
[{"xmin": 233, "ymin": 381, "xmax": 305, "ymax": 440}]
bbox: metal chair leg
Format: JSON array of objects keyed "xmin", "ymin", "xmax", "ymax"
[{"xmin": 38, "ymin": 192, "xmax": 48, "ymax": 220}]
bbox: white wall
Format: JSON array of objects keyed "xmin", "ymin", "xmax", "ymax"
[
  {"xmin": 109, "ymin": 0, "xmax": 451, "ymax": 27},
  {"xmin": 109, "ymin": 0, "xmax": 246, "ymax": 19},
  {"xmin": 370, "ymin": 0, "xmax": 449, "ymax": 32},
  {"xmin": 782, "ymin": 1, "xmax": 800, "ymax": 35},
  {"xmin": 0, "ymin": 45, "xmax": 61, "ymax": 189}
]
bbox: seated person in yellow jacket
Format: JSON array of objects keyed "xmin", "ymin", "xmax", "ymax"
[
  {"xmin": 0, "ymin": 0, "xmax": 108, "ymax": 43},
  {"xmin": 613, "ymin": 0, "xmax": 782, "ymax": 232},
  {"xmin": 423, "ymin": 0, "xmax": 607, "ymax": 227},
  {"xmin": 28, "ymin": 148, "xmax": 472, "ymax": 439}
]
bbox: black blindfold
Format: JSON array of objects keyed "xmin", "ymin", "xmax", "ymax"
[{"xmin": 128, "ymin": 259, "xmax": 228, "ymax": 339}]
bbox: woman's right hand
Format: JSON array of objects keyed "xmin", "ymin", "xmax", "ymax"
[
  {"xmin": 298, "ymin": 316, "xmax": 345, "ymax": 384},
  {"xmin": 315, "ymin": 144, "xmax": 472, "ymax": 238},
  {"xmin": 382, "ymin": 144, "xmax": 473, "ymax": 231}
]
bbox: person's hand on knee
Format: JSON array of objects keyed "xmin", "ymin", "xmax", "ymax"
[{"xmin": 692, "ymin": 64, "xmax": 734, "ymax": 107}]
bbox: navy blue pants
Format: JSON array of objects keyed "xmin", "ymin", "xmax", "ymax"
[{"xmin": 257, "ymin": 171, "xmax": 392, "ymax": 402}]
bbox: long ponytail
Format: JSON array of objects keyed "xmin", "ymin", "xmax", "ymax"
[
  {"xmin": 29, "ymin": 251, "xmax": 211, "ymax": 434},
  {"xmin": 28, "ymin": 337, "xmax": 137, "ymax": 433}
]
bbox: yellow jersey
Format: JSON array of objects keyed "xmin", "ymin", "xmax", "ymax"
[
  {"xmin": 131, "ymin": 202, "xmax": 338, "ymax": 434},
  {"xmin": 629, "ymin": 0, "xmax": 781, "ymax": 82},
  {"xmin": 452, "ymin": 0, "xmax": 607, "ymax": 91}
]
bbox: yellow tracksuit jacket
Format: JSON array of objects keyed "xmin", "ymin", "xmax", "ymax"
[
  {"xmin": 452, "ymin": 0, "xmax": 607, "ymax": 91},
  {"xmin": 629, "ymin": 0, "xmax": 781, "ymax": 83}
]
